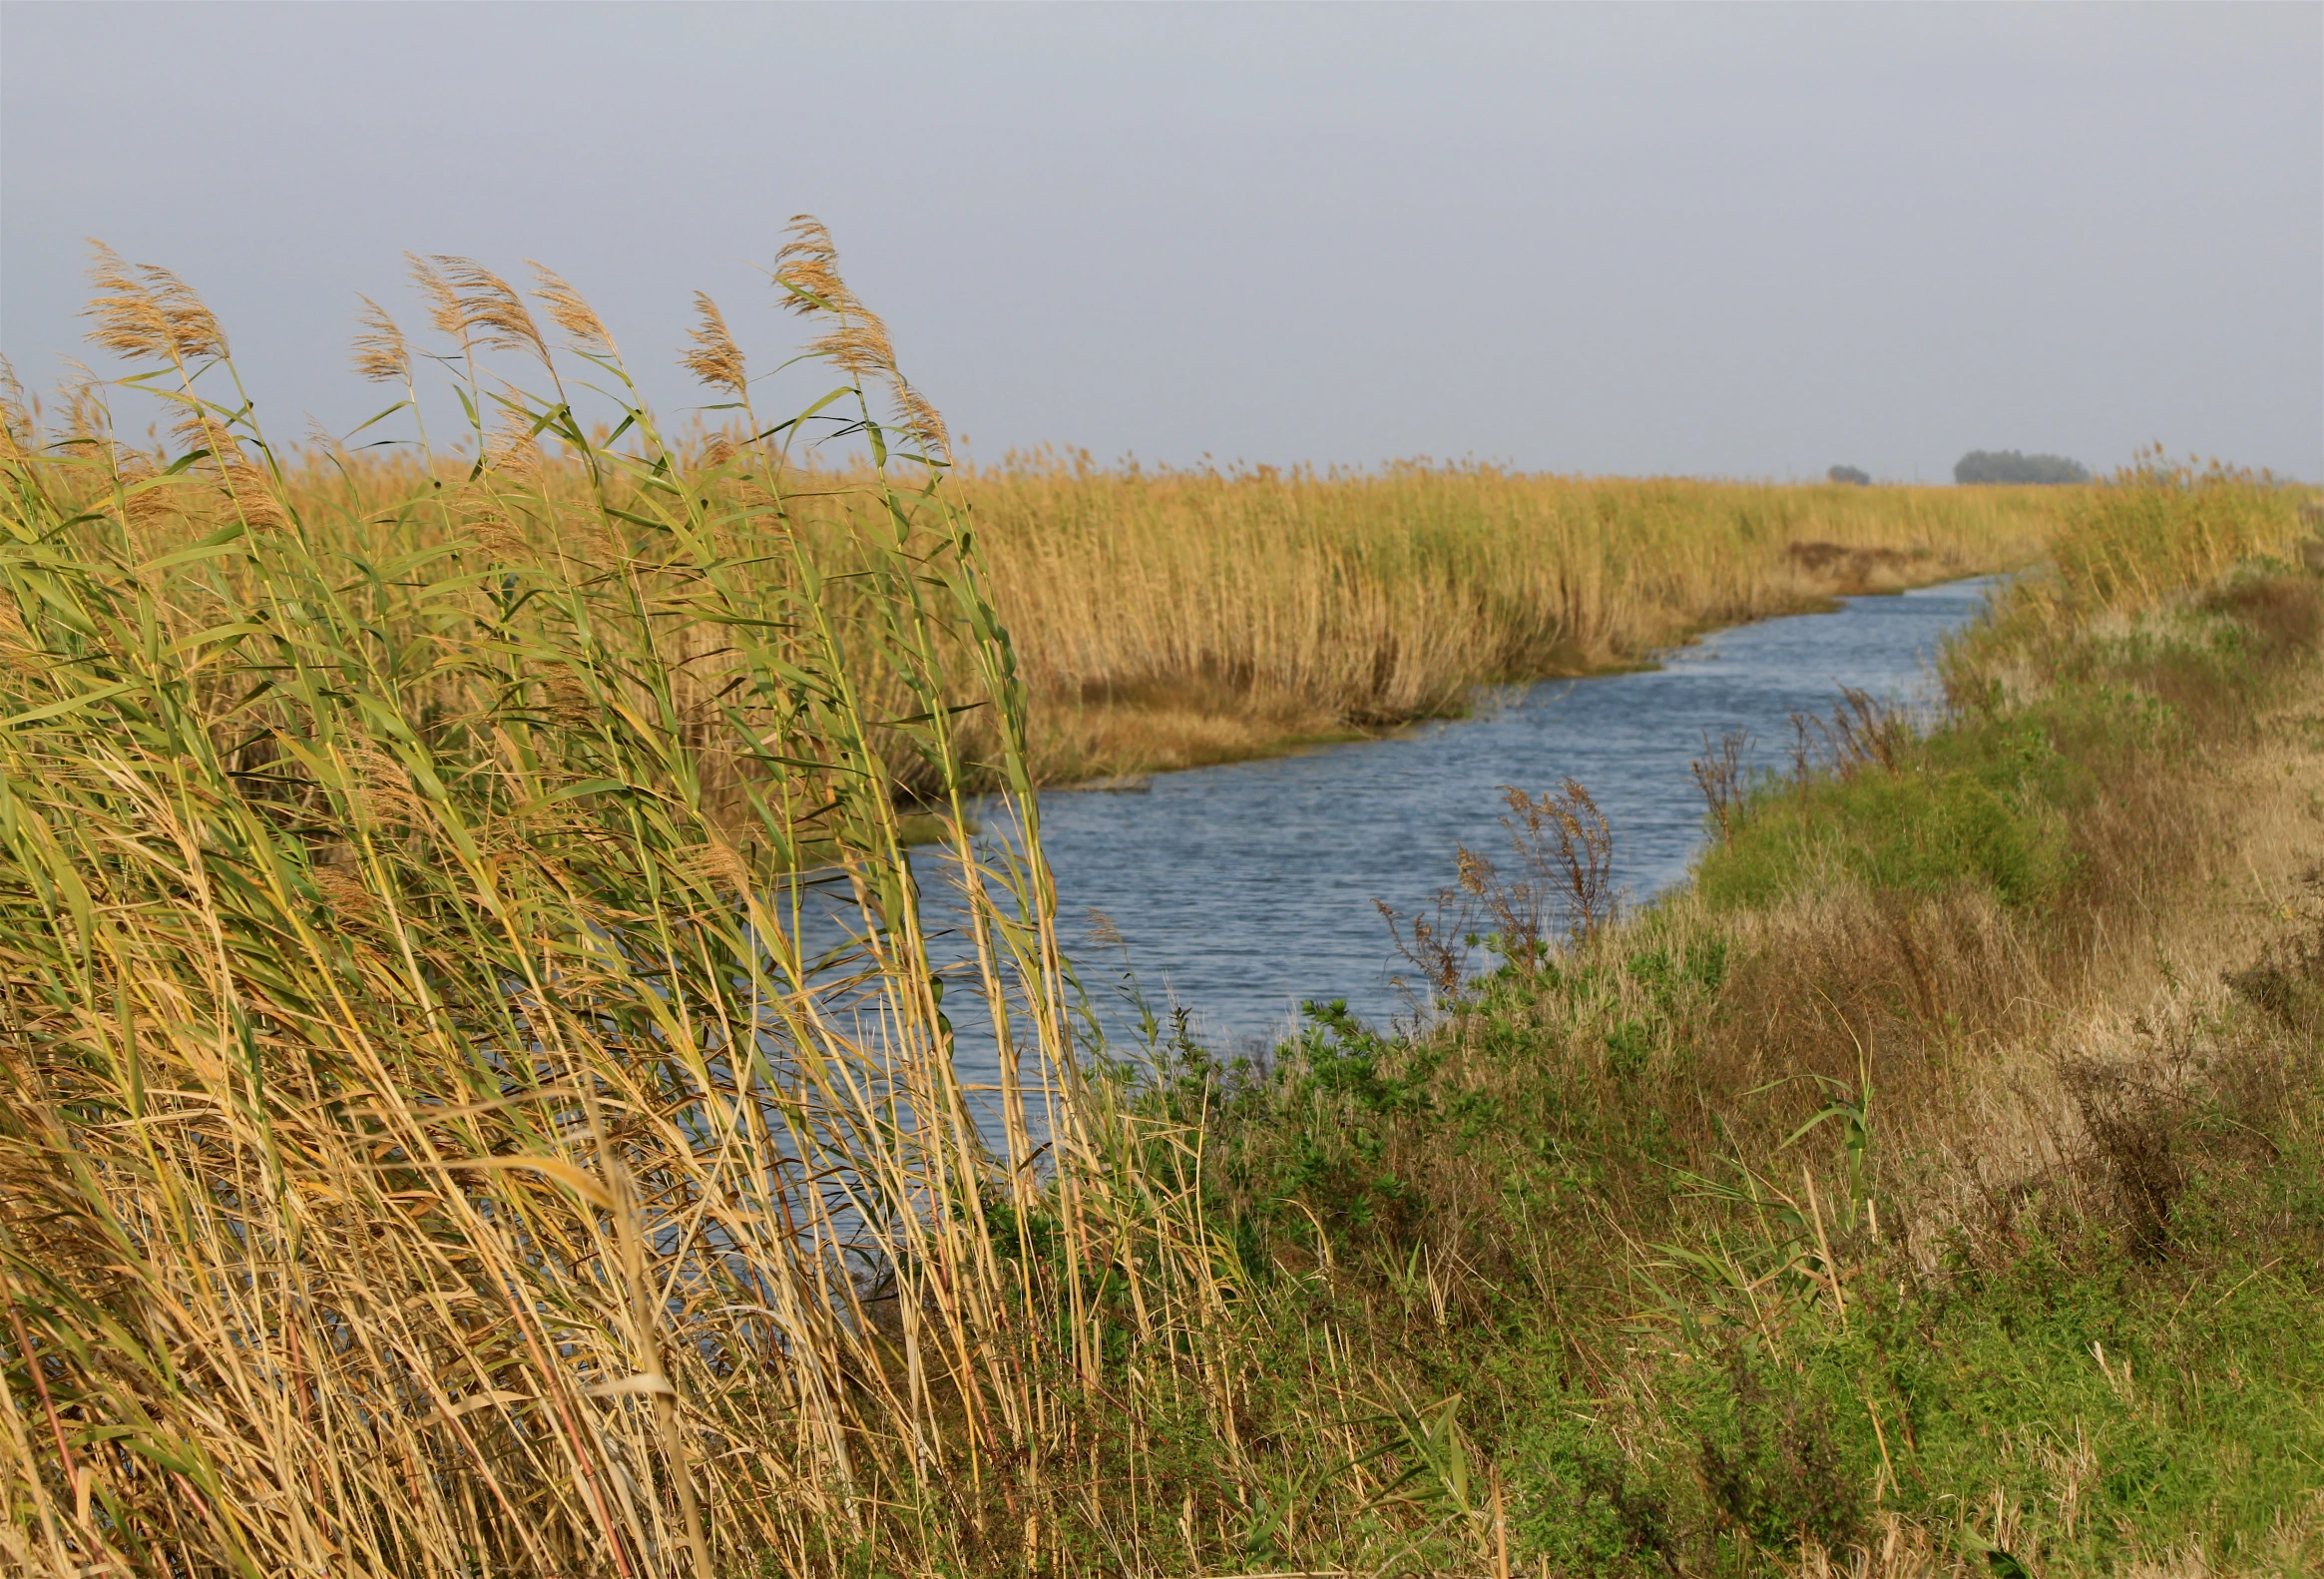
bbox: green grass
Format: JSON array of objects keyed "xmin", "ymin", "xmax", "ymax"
[
  {"xmin": 1698, "ymin": 761, "xmax": 2076, "ymax": 911},
  {"xmin": 1496, "ymin": 1242, "xmax": 2324, "ymax": 1571}
]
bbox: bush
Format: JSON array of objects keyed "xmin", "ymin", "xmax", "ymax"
[
  {"xmin": 1956, "ymin": 449, "xmax": 2092, "ymax": 485},
  {"xmin": 1827, "ymin": 465, "xmax": 1871, "ymax": 486}
]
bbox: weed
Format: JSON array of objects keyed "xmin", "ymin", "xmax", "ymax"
[{"xmin": 1698, "ymin": 1348, "xmax": 1869, "ymax": 1555}]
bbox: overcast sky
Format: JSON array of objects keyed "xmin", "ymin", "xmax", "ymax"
[{"xmin": 3, "ymin": 2, "xmax": 2318, "ymax": 480}]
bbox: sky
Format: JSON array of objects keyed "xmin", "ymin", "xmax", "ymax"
[{"xmin": 2, "ymin": 1, "xmax": 2318, "ymax": 481}]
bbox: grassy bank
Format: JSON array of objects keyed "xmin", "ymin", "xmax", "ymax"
[
  {"xmin": 1082, "ymin": 463, "xmax": 2324, "ymax": 1576},
  {"xmin": 4, "ymin": 239, "xmax": 2319, "ymax": 1578}
]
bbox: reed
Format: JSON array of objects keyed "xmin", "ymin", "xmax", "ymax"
[
  {"xmin": 295, "ymin": 446, "xmax": 2058, "ymax": 782},
  {"xmin": 8, "ymin": 228, "xmax": 2310, "ymax": 1576},
  {"xmin": 0, "ymin": 230, "xmax": 1231, "ymax": 1578},
  {"xmin": 41, "ymin": 435, "xmax": 2063, "ymax": 790},
  {"xmin": 946, "ymin": 454, "xmax": 2058, "ymax": 777}
]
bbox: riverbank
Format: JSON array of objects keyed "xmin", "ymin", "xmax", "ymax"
[
  {"xmin": 1053, "ymin": 466, "xmax": 2324, "ymax": 1576},
  {"xmin": 1024, "ymin": 575, "xmax": 1999, "ymax": 1050}
]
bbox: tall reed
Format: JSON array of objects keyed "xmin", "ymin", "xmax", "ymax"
[
  {"xmin": 943, "ymin": 454, "xmax": 2058, "ymax": 776},
  {"xmin": 0, "ymin": 230, "xmax": 1228, "ymax": 1577},
  {"xmin": 2038, "ymin": 447, "xmax": 2312, "ymax": 614},
  {"xmin": 78, "ymin": 439, "xmax": 2063, "ymax": 788}
]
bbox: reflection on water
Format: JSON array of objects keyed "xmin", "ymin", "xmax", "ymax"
[{"xmin": 982, "ymin": 576, "xmax": 2000, "ymax": 1057}]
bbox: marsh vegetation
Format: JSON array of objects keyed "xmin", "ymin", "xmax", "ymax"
[{"xmin": 2, "ymin": 237, "xmax": 2318, "ymax": 1577}]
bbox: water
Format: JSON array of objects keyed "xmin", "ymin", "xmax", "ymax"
[{"xmin": 1013, "ymin": 576, "xmax": 2002, "ymax": 1053}]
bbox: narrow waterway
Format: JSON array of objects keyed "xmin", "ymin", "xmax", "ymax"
[{"xmin": 1012, "ymin": 575, "xmax": 2001, "ymax": 1053}]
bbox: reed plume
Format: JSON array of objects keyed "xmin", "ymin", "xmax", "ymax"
[
  {"xmin": 775, "ymin": 214, "xmax": 949, "ymax": 458},
  {"xmin": 895, "ymin": 383, "xmax": 951, "ymax": 458},
  {"xmin": 484, "ymin": 404, "xmax": 545, "ymax": 482},
  {"xmin": 405, "ymin": 251, "xmax": 466, "ymax": 341},
  {"xmin": 168, "ymin": 402, "xmax": 238, "ymax": 462},
  {"xmin": 681, "ymin": 290, "xmax": 747, "ymax": 396},
  {"xmin": 0, "ymin": 360, "xmax": 29, "ymax": 461},
  {"xmin": 82, "ymin": 239, "xmax": 228, "ymax": 365},
  {"xmin": 528, "ymin": 261, "xmax": 618, "ymax": 359},
  {"xmin": 53, "ymin": 367, "xmax": 111, "ymax": 452},
  {"xmin": 351, "ymin": 294, "xmax": 410, "ymax": 383},
  {"xmin": 410, "ymin": 254, "xmax": 549, "ymax": 363}
]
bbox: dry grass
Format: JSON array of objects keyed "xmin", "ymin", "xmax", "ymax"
[
  {"xmin": 104, "ymin": 442, "xmax": 2062, "ymax": 785},
  {"xmin": 0, "ymin": 232, "xmax": 1237, "ymax": 1579},
  {"xmin": 916, "ymin": 456, "xmax": 2056, "ymax": 778}
]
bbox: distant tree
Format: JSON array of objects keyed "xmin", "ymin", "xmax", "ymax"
[
  {"xmin": 1954, "ymin": 449, "xmax": 2091, "ymax": 485},
  {"xmin": 1827, "ymin": 464, "xmax": 1871, "ymax": 486}
]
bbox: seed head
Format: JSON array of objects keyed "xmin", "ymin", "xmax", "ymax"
[
  {"xmin": 352, "ymin": 295, "xmax": 410, "ymax": 384},
  {"xmin": 527, "ymin": 262, "xmax": 618, "ymax": 359},
  {"xmin": 682, "ymin": 292, "xmax": 747, "ymax": 395},
  {"xmin": 217, "ymin": 460, "xmax": 289, "ymax": 531},
  {"xmin": 895, "ymin": 384, "xmax": 951, "ymax": 460},
  {"xmin": 485, "ymin": 406, "xmax": 545, "ymax": 481},
  {"xmin": 689, "ymin": 834, "xmax": 753, "ymax": 897},
  {"xmin": 171, "ymin": 405, "xmax": 240, "ymax": 465},
  {"xmin": 773, "ymin": 216, "xmax": 896, "ymax": 384},
  {"xmin": 0, "ymin": 358, "xmax": 31, "ymax": 460},
  {"xmin": 410, "ymin": 255, "xmax": 550, "ymax": 363},
  {"xmin": 460, "ymin": 503, "xmax": 533, "ymax": 563},
  {"xmin": 55, "ymin": 368, "xmax": 111, "ymax": 450},
  {"xmin": 406, "ymin": 254, "xmax": 465, "ymax": 340},
  {"xmin": 83, "ymin": 241, "xmax": 228, "ymax": 365},
  {"xmin": 341, "ymin": 742, "xmax": 431, "ymax": 827},
  {"xmin": 771, "ymin": 216, "xmax": 949, "ymax": 460},
  {"xmin": 771, "ymin": 217, "xmax": 856, "ymax": 319},
  {"xmin": 113, "ymin": 459, "xmax": 184, "ymax": 526}
]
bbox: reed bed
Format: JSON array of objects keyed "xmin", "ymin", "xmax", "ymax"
[
  {"xmin": 0, "ymin": 232, "xmax": 1231, "ymax": 1578},
  {"xmin": 103, "ymin": 446, "xmax": 2061, "ymax": 787},
  {"xmin": 946, "ymin": 456, "xmax": 2059, "ymax": 776}
]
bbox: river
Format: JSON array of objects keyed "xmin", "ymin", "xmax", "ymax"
[{"xmin": 1007, "ymin": 574, "xmax": 2001, "ymax": 1054}]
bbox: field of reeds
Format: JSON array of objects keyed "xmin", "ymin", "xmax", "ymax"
[
  {"xmin": 0, "ymin": 231, "xmax": 1241, "ymax": 1578},
  {"xmin": 946, "ymin": 458, "xmax": 2058, "ymax": 778},
  {"xmin": 278, "ymin": 449, "xmax": 2059, "ymax": 784},
  {"xmin": 4, "ymin": 232, "xmax": 2320, "ymax": 1578}
]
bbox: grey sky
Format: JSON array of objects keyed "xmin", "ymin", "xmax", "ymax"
[{"xmin": 3, "ymin": 2, "xmax": 2318, "ymax": 480}]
